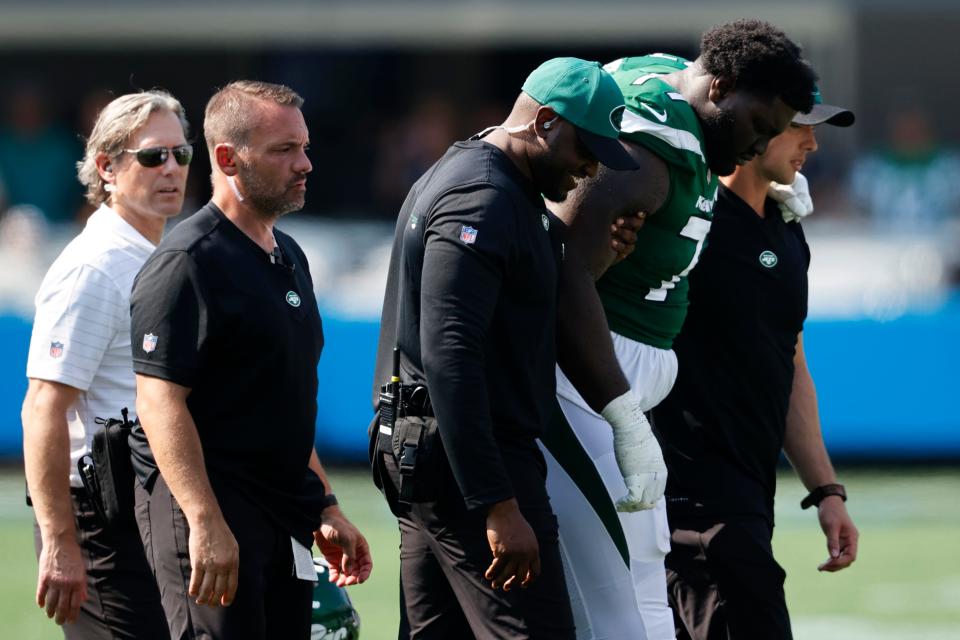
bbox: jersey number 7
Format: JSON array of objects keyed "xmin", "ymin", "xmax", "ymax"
[{"xmin": 645, "ymin": 216, "xmax": 712, "ymax": 302}]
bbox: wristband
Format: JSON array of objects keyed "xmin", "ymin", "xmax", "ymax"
[
  {"xmin": 800, "ymin": 483, "xmax": 846, "ymax": 510},
  {"xmin": 321, "ymin": 493, "xmax": 339, "ymax": 511}
]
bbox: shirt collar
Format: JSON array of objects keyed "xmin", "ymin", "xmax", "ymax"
[
  {"xmin": 86, "ymin": 203, "xmax": 158, "ymax": 252},
  {"xmin": 718, "ymin": 184, "xmax": 782, "ymax": 224}
]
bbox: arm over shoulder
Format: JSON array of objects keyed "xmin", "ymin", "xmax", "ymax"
[{"xmin": 553, "ymin": 143, "xmax": 669, "ymax": 279}]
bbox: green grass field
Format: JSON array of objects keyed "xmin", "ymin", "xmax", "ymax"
[{"xmin": 2, "ymin": 466, "xmax": 958, "ymax": 639}]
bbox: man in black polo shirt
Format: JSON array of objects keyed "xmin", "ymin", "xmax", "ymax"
[
  {"xmin": 650, "ymin": 89, "xmax": 860, "ymax": 639},
  {"xmin": 371, "ymin": 57, "xmax": 639, "ymax": 638},
  {"xmin": 129, "ymin": 81, "xmax": 371, "ymax": 639}
]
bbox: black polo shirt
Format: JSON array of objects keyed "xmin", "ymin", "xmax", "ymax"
[
  {"xmin": 373, "ymin": 139, "xmax": 564, "ymax": 511},
  {"xmin": 652, "ymin": 185, "xmax": 810, "ymax": 523},
  {"xmin": 130, "ymin": 203, "xmax": 331, "ymax": 546}
]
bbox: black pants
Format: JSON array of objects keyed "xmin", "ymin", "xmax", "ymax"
[
  {"xmin": 665, "ymin": 516, "xmax": 792, "ymax": 640},
  {"xmin": 378, "ymin": 435, "xmax": 576, "ymax": 640},
  {"xmin": 32, "ymin": 488, "xmax": 169, "ymax": 640},
  {"xmin": 134, "ymin": 473, "xmax": 313, "ymax": 640}
]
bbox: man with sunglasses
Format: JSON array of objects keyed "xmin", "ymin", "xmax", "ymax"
[
  {"xmin": 123, "ymin": 144, "xmax": 194, "ymax": 168},
  {"xmin": 129, "ymin": 81, "xmax": 371, "ymax": 640},
  {"xmin": 22, "ymin": 90, "xmax": 191, "ymax": 638}
]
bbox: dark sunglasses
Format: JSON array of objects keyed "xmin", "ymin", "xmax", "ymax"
[{"xmin": 121, "ymin": 144, "xmax": 193, "ymax": 168}]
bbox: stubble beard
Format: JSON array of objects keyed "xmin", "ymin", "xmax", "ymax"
[
  {"xmin": 701, "ymin": 107, "xmax": 739, "ymax": 177},
  {"xmin": 236, "ymin": 160, "xmax": 306, "ymax": 218},
  {"xmin": 530, "ymin": 155, "xmax": 570, "ymax": 204}
]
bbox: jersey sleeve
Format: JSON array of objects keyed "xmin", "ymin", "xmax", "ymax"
[
  {"xmin": 612, "ymin": 60, "xmax": 707, "ymax": 176},
  {"xmin": 419, "ymin": 184, "xmax": 517, "ymax": 509},
  {"xmin": 130, "ymin": 250, "xmax": 211, "ymax": 388},
  {"xmin": 26, "ymin": 264, "xmax": 125, "ymax": 391}
]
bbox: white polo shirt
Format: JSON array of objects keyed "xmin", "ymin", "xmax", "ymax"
[{"xmin": 26, "ymin": 204, "xmax": 156, "ymax": 487}]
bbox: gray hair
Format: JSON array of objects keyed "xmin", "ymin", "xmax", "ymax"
[
  {"xmin": 203, "ymin": 80, "xmax": 303, "ymax": 153},
  {"xmin": 76, "ymin": 90, "xmax": 189, "ymax": 207}
]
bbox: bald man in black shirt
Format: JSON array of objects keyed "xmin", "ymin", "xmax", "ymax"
[{"xmin": 371, "ymin": 58, "xmax": 641, "ymax": 639}]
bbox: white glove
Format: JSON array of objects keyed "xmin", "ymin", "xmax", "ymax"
[
  {"xmin": 768, "ymin": 172, "xmax": 813, "ymax": 223},
  {"xmin": 601, "ymin": 391, "xmax": 667, "ymax": 512}
]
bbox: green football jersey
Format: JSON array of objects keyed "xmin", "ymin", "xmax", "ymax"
[{"xmin": 596, "ymin": 54, "xmax": 719, "ymax": 349}]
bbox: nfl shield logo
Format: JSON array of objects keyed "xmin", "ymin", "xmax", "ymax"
[
  {"xmin": 142, "ymin": 333, "xmax": 159, "ymax": 353},
  {"xmin": 49, "ymin": 341, "xmax": 63, "ymax": 358},
  {"xmin": 460, "ymin": 225, "xmax": 478, "ymax": 245}
]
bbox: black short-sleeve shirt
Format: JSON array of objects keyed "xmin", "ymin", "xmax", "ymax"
[
  {"xmin": 652, "ymin": 186, "xmax": 810, "ymax": 523},
  {"xmin": 373, "ymin": 140, "xmax": 565, "ymax": 510},
  {"xmin": 130, "ymin": 203, "xmax": 330, "ymax": 545}
]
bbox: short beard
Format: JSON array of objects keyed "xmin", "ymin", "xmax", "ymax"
[
  {"xmin": 701, "ymin": 107, "xmax": 738, "ymax": 177},
  {"xmin": 529, "ymin": 154, "xmax": 570, "ymax": 203},
  {"xmin": 236, "ymin": 159, "xmax": 305, "ymax": 218},
  {"xmin": 540, "ymin": 183, "xmax": 568, "ymax": 203}
]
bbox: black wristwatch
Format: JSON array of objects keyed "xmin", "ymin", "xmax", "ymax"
[{"xmin": 800, "ymin": 483, "xmax": 847, "ymax": 510}]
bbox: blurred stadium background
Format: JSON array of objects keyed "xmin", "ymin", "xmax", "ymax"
[{"xmin": 0, "ymin": 1, "xmax": 957, "ymax": 637}]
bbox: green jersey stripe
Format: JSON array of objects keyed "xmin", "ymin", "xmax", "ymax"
[{"xmin": 540, "ymin": 403, "xmax": 630, "ymax": 566}]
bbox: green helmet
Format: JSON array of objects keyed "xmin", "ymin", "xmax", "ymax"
[{"xmin": 312, "ymin": 558, "xmax": 361, "ymax": 640}]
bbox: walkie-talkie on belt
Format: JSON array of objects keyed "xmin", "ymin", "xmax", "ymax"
[{"xmin": 379, "ymin": 347, "xmax": 401, "ymax": 435}]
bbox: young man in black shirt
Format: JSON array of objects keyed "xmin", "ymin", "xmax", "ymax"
[
  {"xmin": 130, "ymin": 81, "xmax": 371, "ymax": 640},
  {"xmin": 650, "ymin": 89, "xmax": 859, "ymax": 639},
  {"xmin": 371, "ymin": 57, "xmax": 639, "ymax": 638}
]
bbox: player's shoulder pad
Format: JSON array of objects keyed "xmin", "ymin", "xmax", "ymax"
[{"xmin": 605, "ymin": 54, "xmax": 705, "ymax": 175}]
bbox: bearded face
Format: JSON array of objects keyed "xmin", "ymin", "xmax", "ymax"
[
  {"xmin": 235, "ymin": 155, "xmax": 307, "ymax": 218},
  {"xmin": 229, "ymin": 102, "xmax": 312, "ymax": 218}
]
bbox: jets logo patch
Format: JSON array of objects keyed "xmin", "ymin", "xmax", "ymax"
[
  {"xmin": 286, "ymin": 291, "xmax": 302, "ymax": 307},
  {"xmin": 609, "ymin": 105, "xmax": 626, "ymax": 130},
  {"xmin": 759, "ymin": 251, "xmax": 778, "ymax": 268},
  {"xmin": 541, "ymin": 214, "xmax": 550, "ymax": 231}
]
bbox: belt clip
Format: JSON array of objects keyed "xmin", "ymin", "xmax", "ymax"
[
  {"xmin": 397, "ymin": 441, "xmax": 419, "ymax": 506},
  {"xmin": 399, "ymin": 443, "xmax": 418, "ymax": 475}
]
